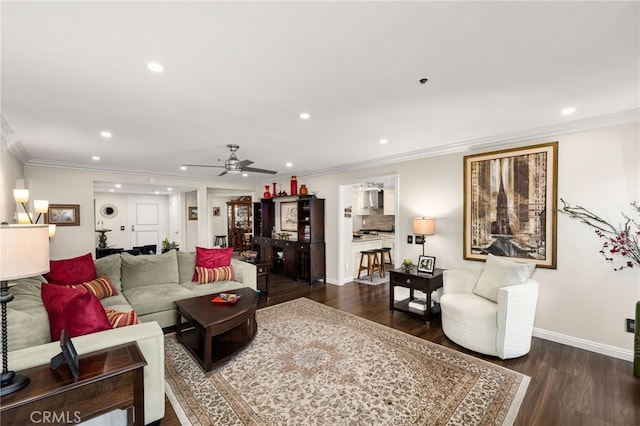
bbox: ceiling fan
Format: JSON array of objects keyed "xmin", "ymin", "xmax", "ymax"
[{"xmin": 182, "ymin": 144, "xmax": 278, "ymax": 176}]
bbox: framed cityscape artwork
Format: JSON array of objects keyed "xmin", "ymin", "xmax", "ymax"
[{"xmin": 463, "ymin": 141, "xmax": 558, "ymax": 269}]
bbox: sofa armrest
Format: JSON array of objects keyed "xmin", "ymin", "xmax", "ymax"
[
  {"xmin": 443, "ymin": 269, "xmax": 481, "ymax": 294},
  {"xmin": 230, "ymin": 258, "xmax": 257, "ymax": 290},
  {"xmin": 7, "ymin": 322, "xmax": 165, "ymax": 425},
  {"xmin": 496, "ymin": 279, "xmax": 539, "ymax": 359}
]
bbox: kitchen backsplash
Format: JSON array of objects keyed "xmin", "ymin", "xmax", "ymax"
[{"xmin": 359, "ymin": 210, "xmax": 395, "ymax": 231}]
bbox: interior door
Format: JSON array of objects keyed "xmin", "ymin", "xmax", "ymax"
[{"xmin": 128, "ymin": 195, "xmax": 168, "ymax": 249}]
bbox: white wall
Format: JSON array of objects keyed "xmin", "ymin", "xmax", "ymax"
[
  {"xmin": 0, "ymin": 150, "xmax": 25, "ymax": 223},
  {"xmin": 286, "ymin": 122, "xmax": 639, "ymax": 359}
]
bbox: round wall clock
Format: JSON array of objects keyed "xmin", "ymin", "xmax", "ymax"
[{"xmin": 100, "ymin": 204, "xmax": 118, "ymax": 218}]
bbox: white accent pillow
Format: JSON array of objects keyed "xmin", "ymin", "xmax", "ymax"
[{"xmin": 473, "ymin": 254, "xmax": 536, "ymax": 302}]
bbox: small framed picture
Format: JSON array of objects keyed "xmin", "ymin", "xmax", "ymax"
[
  {"xmin": 47, "ymin": 204, "xmax": 80, "ymax": 226},
  {"xmin": 188, "ymin": 206, "xmax": 198, "ymax": 220},
  {"xmin": 50, "ymin": 329, "xmax": 80, "ymax": 378},
  {"xmin": 417, "ymin": 255, "xmax": 436, "ymax": 274},
  {"xmin": 213, "ymin": 207, "xmax": 221, "ymax": 216}
]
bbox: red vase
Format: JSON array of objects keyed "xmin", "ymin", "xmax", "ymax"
[
  {"xmin": 263, "ymin": 185, "xmax": 271, "ymax": 198},
  {"xmin": 272, "ymin": 182, "xmax": 277, "ymax": 197},
  {"xmin": 299, "ymin": 184, "xmax": 308, "ymax": 195},
  {"xmin": 290, "ymin": 176, "xmax": 298, "ymax": 196}
]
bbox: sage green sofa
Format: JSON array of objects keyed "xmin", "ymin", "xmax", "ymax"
[{"xmin": 4, "ymin": 249, "xmax": 257, "ymax": 425}]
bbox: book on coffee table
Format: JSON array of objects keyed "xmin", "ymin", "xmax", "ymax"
[{"xmin": 211, "ymin": 293, "xmax": 243, "ymax": 304}]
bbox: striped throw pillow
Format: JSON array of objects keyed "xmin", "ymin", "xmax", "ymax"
[
  {"xmin": 195, "ymin": 265, "xmax": 234, "ymax": 284},
  {"xmin": 104, "ymin": 308, "xmax": 140, "ymax": 328},
  {"xmin": 67, "ymin": 275, "xmax": 117, "ymax": 299}
]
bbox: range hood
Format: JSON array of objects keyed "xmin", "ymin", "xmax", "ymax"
[{"xmin": 367, "ymin": 189, "xmax": 384, "ymax": 209}]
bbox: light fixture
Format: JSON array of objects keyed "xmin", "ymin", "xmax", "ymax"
[
  {"xmin": 561, "ymin": 107, "xmax": 576, "ymax": 116},
  {"xmin": 13, "ymin": 189, "xmax": 49, "ymax": 224},
  {"xmin": 286, "ymin": 162, "xmax": 293, "ymax": 167},
  {"xmin": 147, "ymin": 62, "xmax": 165, "ymax": 73},
  {"xmin": 100, "ymin": 131, "xmax": 112, "ymax": 138},
  {"xmin": 300, "ymin": 112, "xmax": 311, "ymax": 120},
  {"xmin": 180, "ymin": 166, "xmax": 187, "ymax": 171},
  {"xmin": 48, "ymin": 224, "xmax": 56, "ymax": 238},
  {"xmin": 379, "ymin": 139, "xmax": 388, "ymax": 144},
  {"xmin": 91, "ymin": 156, "xmax": 100, "ymax": 161},
  {"xmin": 413, "ymin": 217, "xmax": 435, "ymax": 256},
  {"xmin": 0, "ymin": 224, "xmax": 50, "ymax": 396}
]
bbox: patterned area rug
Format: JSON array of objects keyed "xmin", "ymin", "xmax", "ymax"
[{"xmin": 164, "ymin": 298, "xmax": 529, "ymax": 425}]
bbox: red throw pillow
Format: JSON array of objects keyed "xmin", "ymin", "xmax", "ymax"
[
  {"xmin": 45, "ymin": 253, "xmax": 97, "ymax": 285},
  {"xmin": 66, "ymin": 275, "xmax": 117, "ymax": 300},
  {"xmin": 195, "ymin": 265, "xmax": 235, "ymax": 284},
  {"xmin": 104, "ymin": 308, "xmax": 140, "ymax": 328},
  {"xmin": 192, "ymin": 247, "xmax": 233, "ymax": 281},
  {"xmin": 41, "ymin": 283, "xmax": 111, "ymax": 341}
]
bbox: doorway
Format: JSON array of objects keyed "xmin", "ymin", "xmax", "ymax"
[{"xmin": 128, "ymin": 195, "xmax": 168, "ymax": 251}]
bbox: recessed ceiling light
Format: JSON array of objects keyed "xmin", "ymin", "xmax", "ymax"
[
  {"xmin": 154, "ymin": 190, "xmax": 160, "ymax": 195},
  {"xmin": 300, "ymin": 112, "xmax": 311, "ymax": 120},
  {"xmin": 109, "ymin": 189, "xmax": 114, "ymax": 192},
  {"xmin": 92, "ymin": 156, "xmax": 100, "ymax": 161},
  {"xmin": 561, "ymin": 107, "xmax": 576, "ymax": 115},
  {"xmin": 379, "ymin": 139, "xmax": 388, "ymax": 144},
  {"xmin": 286, "ymin": 162, "xmax": 293, "ymax": 167},
  {"xmin": 180, "ymin": 166, "xmax": 187, "ymax": 171},
  {"xmin": 242, "ymin": 173, "xmax": 248, "ymax": 177},
  {"xmin": 100, "ymin": 131, "xmax": 112, "ymax": 138},
  {"xmin": 147, "ymin": 62, "xmax": 165, "ymax": 73},
  {"xmin": 115, "ymin": 184, "xmax": 122, "ymax": 188},
  {"xmin": 167, "ymin": 187, "xmax": 173, "ymax": 191}
]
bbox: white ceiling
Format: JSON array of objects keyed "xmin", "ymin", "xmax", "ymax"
[{"xmin": 2, "ymin": 1, "xmax": 639, "ymax": 188}]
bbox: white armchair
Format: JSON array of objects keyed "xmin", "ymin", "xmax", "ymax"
[{"xmin": 440, "ymin": 267, "xmax": 539, "ymax": 359}]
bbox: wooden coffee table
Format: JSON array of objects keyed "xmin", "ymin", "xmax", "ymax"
[{"xmin": 175, "ymin": 287, "xmax": 258, "ymax": 371}]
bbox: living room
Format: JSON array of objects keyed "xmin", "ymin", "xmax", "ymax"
[{"xmin": 1, "ymin": 1, "xmax": 638, "ymax": 424}]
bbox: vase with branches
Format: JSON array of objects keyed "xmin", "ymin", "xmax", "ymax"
[{"xmin": 560, "ymin": 199, "xmax": 639, "ymax": 376}]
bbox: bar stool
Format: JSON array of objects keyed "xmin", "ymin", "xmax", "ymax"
[
  {"xmin": 357, "ymin": 250, "xmax": 382, "ymax": 281},
  {"xmin": 380, "ymin": 247, "xmax": 393, "ymax": 271},
  {"xmin": 214, "ymin": 235, "xmax": 227, "ymax": 248},
  {"xmin": 373, "ymin": 248, "xmax": 388, "ymax": 277}
]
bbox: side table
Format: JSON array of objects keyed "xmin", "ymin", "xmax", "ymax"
[
  {"xmin": 389, "ymin": 267, "xmax": 444, "ymax": 322},
  {"xmin": 0, "ymin": 342, "xmax": 146, "ymax": 425}
]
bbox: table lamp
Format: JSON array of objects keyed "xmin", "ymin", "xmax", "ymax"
[
  {"xmin": 413, "ymin": 217, "xmax": 435, "ymax": 256},
  {"xmin": 0, "ymin": 224, "xmax": 50, "ymax": 396}
]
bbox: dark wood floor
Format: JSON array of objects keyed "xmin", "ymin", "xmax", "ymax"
[{"xmin": 161, "ymin": 274, "xmax": 640, "ymax": 426}]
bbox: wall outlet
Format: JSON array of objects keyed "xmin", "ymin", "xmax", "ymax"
[
  {"xmin": 407, "ymin": 235, "xmax": 413, "ymax": 244},
  {"xmin": 626, "ymin": 318, "xmax": 635, "ymax": 333},
  {"xmin": 120, "ymin": 225, "xmax": 125, "ymax": 231}
]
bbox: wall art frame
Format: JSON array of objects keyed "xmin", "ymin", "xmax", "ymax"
[
  {"xmin": 418, "ymin": 255, "xmax": 436, "ymax": 274},
  {"xmin": 280, "ymin": 202, "xmax": 298, "ymax": 232},
  {"xmin": 188, "ymin": 206, "xmax": 198, "ymax": 220},
  {"xmin": 463, "ymin": 141, "xmax": 558, "ymax": 269},
  {"xmin": 46, "ymin": 204, "xmax": 80, "ymax": 226}
]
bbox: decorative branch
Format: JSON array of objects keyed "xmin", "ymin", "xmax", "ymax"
[{"xmin": 559, "ymin": 199, "xmax": 640, "ymax": 271}]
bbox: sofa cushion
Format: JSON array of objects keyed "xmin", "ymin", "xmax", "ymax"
[
  {"xmin": 473, "ymin": 254, "xmax": 536, "ymax": 303},
  {"xmin": 7, "ymin": 276, "xmax": 51, "ymax": 351},
  {"xmin": 181, "ymin": 281, "xmax": 248, "ymax": 297},
  {"xmin": 104, "ymin": 308, "xmax": 141, "ymax": 328},
  {"xmin": 67, "ymin": 275, "xmax": 117, "ymax": 299},
  {"xmin": 95, "ymin": 253, "xmax": 122, "ymax": 292},
  {"xmin": 195, "ymin": 265, "xmax": 234, "ymax": 284},
  {"xmin": 192, "ymin": 247, "xmax": 233, "ymax": 281},
  {"xmin": 121, "ymin": 250, "xmax": 179, "ymax": 289},
  {"xmin": 41, "ymin": 283, "xmax": 112, "ymax": 340},
  {"xmin": 123, "ymin": 284, "xmax": 194, "ymax": 316},
  {"xmin": 177, "ymin": 251, "xmax": 196, "ymax": 283},
  {"xmin": 45, "ymin": 252, "xmax": 97, "ymax": 285}
]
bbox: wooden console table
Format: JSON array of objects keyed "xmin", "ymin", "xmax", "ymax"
[{"xmin": 1, "ymin": 342, "xmax": 146, "ymax": 425}]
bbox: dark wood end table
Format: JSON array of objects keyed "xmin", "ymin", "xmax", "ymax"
[
  {"xmin": 389, "ymin": 267, "xmax": 445, "ymax": 322},
  {"xmin": 0, "ymin": 342, "xmax": 146, "ymax": 425},
  {"xmin": 175, "ymin": 287, "xmax": 258, "ymax": 372}
]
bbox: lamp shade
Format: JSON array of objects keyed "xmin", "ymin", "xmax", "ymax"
[
  {"xmin": 413, "ymin": 218, "xmax": 435, "ymax": 236},
  {"xmin": 13, "ymin": 189, "xmax": 29, "ymax": 203},
  {"xmin": 33, "ymin": 200, "xmax": 49, "ymax": 214},
  {"xmin": 0, "ymin": 225, "xmax": 50, "ymax": 280}
]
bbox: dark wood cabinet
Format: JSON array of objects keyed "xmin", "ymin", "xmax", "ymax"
[
  {"xmin": 252, "ymin": 196, "xmax": 325, "ymax": 284},
  {"xmin": 227, "ymin": 196, "xmax": 252, "ymax": 250}
]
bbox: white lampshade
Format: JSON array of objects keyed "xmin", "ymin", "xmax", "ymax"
[
  {"xmin": 0, "ymin": 225, "xmax": 50, "ymax": 280},
  {"xmin": 33, "ymin": 200, "xmax": 49, "ymax": 214},
  {"xmin": 413, "ymin": 218, "xmax": 435, "ymax": 236},
  {"xmin": 17, "ymin": 212, "xmax": 33, "ymax": 225},
  {"xmin": 13, "ymin": 189, "xmax": 29, "ymax": 203},
  {"xmin": 48, "ymin": 224, "xmax": 57, "ymax": 238}
]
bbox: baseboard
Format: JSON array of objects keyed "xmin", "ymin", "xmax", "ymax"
[{"xmin": 533, "ymin": 327, "xmax": 633, "ymax": 362}]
